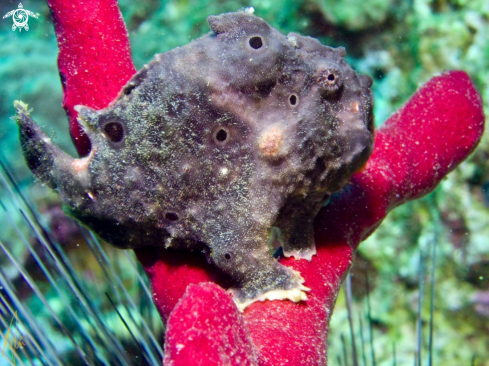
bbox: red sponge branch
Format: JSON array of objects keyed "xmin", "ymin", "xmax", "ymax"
[
  {"xmin": 47, "ymin": 0, "xmax": 136, "ymax": 156},
  {"xmin": 163, "ymin": 283, "xmax": 259, "ymax": 366}
]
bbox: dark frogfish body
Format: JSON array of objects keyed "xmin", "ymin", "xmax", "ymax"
[{"xmin": 16, "ymin": 11, "xmax": 374, "ymax": 310}]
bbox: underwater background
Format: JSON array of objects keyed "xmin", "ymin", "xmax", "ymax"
[{"xmin": 0, "ymin": 0, "xmax": 488, "ymax": 365}]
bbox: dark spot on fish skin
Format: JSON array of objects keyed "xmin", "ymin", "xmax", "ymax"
[
  {"xmin": 216, "ymin": 129, "xmax": 227, "ymax": 142},
  {"xmin": 289, "ymin": 94, "xmax": 298, "ymax": 106},
  {"xmin": 104, "ymin": 122, "xmax": 124, "ymax": 143},
  {"xmin": 249, "ymin": 36, "xmax": 263, "ymax": 49},
  {"xmin": 165, "ymin": 212, "xmax": 179, "ymax": 221}
]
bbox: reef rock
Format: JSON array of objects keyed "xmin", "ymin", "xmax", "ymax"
[{"xmin": 16, "ymin": 12, "xmax": 374, "ymax": 310}]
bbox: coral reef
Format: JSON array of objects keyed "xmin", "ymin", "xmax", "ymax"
[
  {"xmin": 313, "ymin": 0, "xmax": 400, "ymax": 31},
  {"xmin": 1, "ymin": 0, "xmax": 488, "ymax": 365}
]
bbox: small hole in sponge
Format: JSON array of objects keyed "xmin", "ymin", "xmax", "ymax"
[
  {"xmin": 289, "ymin": 94, "xmax": 298, "ymax": 106},
  {"xmin": 165, "ymin": 212, "xmax": 179, "ymax": 221},
  {"xmin": 249, "ymin": 36, "xmax": 263, "ymax": 49},
  {"xmin": 224, "ymin": 253, "xmax": 231, "ymax": 260},
  {"xmin": 327, "ymin": 73, "xmax": 335, "ymax": 81},
  {"xmin": 215, "ymin": 129, "xmax": 228, "ymax": 142},
  {"xmin": 104, "ymin": 122, "xmax": 124, "ymax": 143}
]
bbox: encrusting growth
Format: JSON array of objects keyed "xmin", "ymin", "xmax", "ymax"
[{"xmin": 16, "ymin": 12, "xmax": 374, "ymax": 310}]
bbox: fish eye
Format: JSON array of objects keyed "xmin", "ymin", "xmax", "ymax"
[{"xmin": 317, "ymin": 67, "xmax": 343, "ymax": 93}]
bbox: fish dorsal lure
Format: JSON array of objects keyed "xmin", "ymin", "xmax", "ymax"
[{"xmin": 16, "ymin": 12, "xmax": 374, "ymax": 310}]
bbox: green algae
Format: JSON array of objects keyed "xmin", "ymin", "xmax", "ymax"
[{"xmin": 313, "ymin": 0, "xmax": 403, "ymax": 31}]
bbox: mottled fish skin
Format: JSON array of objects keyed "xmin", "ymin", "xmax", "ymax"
[{"xmin": 16, "ymin": 12, "xmax": 374, "ymax": 310}]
